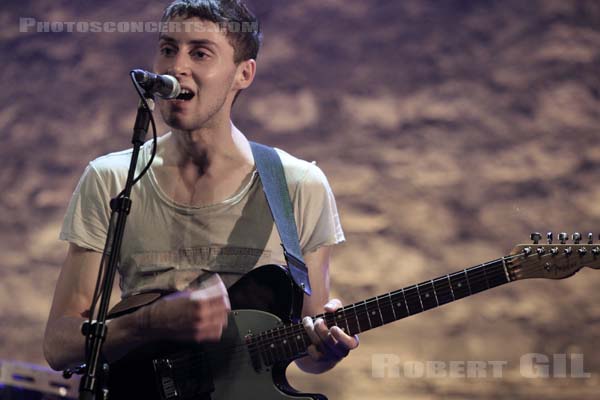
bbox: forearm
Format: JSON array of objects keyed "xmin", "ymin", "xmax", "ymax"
[{"xmin": 43, "ymin": 310, "xmax": 150, "ymax": 371}]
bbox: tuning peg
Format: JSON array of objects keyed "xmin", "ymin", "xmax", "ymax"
[
  {"xmin": 572, "ymin": 232, "xmax": 581, "ymax": 244},
  {"xmin": 588, "ymin": 233, "xmax": 594, "ymax": 244},
  {"xmin": 530, "ymin": 232, "xmax": 542, "ymax": 244},
  {"xmin": 558, "ymin": 232, "xmax": 568, "ymax": 244},
  {"xmin": 547, "ymin": 232, "xmax": 553, "ymax": 244}
]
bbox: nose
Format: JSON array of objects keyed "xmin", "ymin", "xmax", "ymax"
[{"xmin": 167, "ymin": 52, "xmax": 191, "ymax": 78}]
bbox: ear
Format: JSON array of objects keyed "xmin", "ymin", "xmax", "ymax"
[{"xmin": 233, "ymin": 59, "xmax": 257, "ymax": 90}]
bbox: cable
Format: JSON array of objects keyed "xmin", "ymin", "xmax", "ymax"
[{"xmin": 85, "ymin": 72, "xmax": 161, "ymax": 359}]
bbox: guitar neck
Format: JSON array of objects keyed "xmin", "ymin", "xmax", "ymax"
[
  {"xmin": 326, "ymin": 255, "xmax": 513, "ymax": 336},
  {"xmin": 249, "ymin": 255, "xmax": 515, "ymax": 367}
]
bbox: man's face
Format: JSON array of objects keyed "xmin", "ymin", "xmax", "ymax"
[{"xmin": 153, "ymin": 17, "xmax": 241, "ymax": 131}]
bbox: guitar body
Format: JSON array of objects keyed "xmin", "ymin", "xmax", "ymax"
[{"xmin": 107, "ymin": 264, "xmax": 326, "ymax": 400}]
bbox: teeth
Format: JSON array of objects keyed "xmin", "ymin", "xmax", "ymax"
[{"xmin": 181, "ymin": 89, "xmax": 191, "ymax": 94}]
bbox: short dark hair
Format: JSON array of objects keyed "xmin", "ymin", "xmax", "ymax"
[{"xmin": 161, "ymin": 0, "xmax": 262, "ymax": 64}]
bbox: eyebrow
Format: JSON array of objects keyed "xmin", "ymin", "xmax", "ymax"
[{"xmin": 158, "ymin": 35, "xmax": 218, "ymax": 50}]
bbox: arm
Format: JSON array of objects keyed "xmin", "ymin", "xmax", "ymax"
[
  {"xmin": 43, "ymin": 243, "xmax": 230, "ymax": 371},
  {"xmin": 294, "ymin": 246, "xmax": 359, "ymax": 374},
  {"xmin": 43, "ymin": 243, "xmax": 134, "ymax": 370}
]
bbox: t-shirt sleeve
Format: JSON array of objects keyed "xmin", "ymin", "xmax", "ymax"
[
  {"xmin": 293, "ymin": 162, "xmax": 345, "ymax": 255},
  {"xmin": 59, "ymin": 163, "xmax": 111, "ymax": 252}
]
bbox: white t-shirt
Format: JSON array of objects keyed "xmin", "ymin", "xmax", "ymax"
[{"xmin": 60, "ymin": 139, "xmax": 345, "ymax": 298}]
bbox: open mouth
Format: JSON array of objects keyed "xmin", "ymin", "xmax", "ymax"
[{"xmin": 175, "ymin": 89, "xmax": 195, "ymax": 101}]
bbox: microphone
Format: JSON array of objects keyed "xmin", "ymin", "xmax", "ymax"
[{"xmin": 132, "ymin": 69, "xmax": 181, "ymax": 99}]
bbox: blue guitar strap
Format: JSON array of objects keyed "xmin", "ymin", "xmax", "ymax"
[{"xmin": 250, "ymin": 142, "xmax": 312, "ymax": 296}]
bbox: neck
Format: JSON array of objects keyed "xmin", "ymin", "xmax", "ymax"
[{"xmin": 164, "ymin": 122, "xmax": 252, "ymax": 177}]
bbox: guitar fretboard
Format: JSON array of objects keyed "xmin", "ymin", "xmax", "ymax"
[{"xmin": 248, "ymin": 255, "xmax": 514, "ymax": 369}]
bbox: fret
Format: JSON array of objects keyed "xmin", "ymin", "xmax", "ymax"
[
  {"xmin": 416, "ymin": 281, "xmax": 437, "ymax": 310},
  {"xmin": 433, "ymin": 275, "xmax": 454, "ymax": 305},
  {"xmin": 247, "ymin": 336, "xmax": 262, "ymax": 370},
  {"xmin": 377, "ymin": 294, "xmax": 396, "ymax": 324},
  {"xmin": 501, "ymin": 256, "xmax": 511, "ymax": 282},
  {"xmin": 465, "ymin": 265, "xmax": 489, "ymax": 294},
  {"xmin": 449, "ymin": 270, "xmax": 470, "ymax": 299},
  {"xmin": 403, "ymin": 285, "xmax": 424, "ymax": 315},
  {"xmin": 448, "ymin": 275, "xmax": 456, "ymax": 301},
  {"xmin": 430, "ymin": 280, "xmax": 440, "ymax": 306},
  {"xmin": 335, "ymin": 308, "xmax": 351, "ymax": 335},
  {"xmin": 246, "ymin": 253, "xmax": 522, "ymax": 369},
  {"xmin": 295, "ymin": 328, "xmax": 308, "ymax": 355},
  {"xmin": 261, "ymin": 332, "xmax": 274, "ymax": 366},
  {"xmin": 366, "ymin": 297, "xmax": 384, "ymax": 328},
  {"xmin": 324, "ymin": 312, "xmax": 336, "ymax": 331},
  {"xmin": 279, "ymin": 327, "xmax": 294, "ymax": 359},
  {"xmin": 267, "ymin": 329, "xmax": 282, "ymax": 362},
  {"xmin": 486, "ymin": 261, "xmax": 509, "ymax": 288},
  {"xmin": 364, "ymin": 300, "xmax": 373, "ymax": 328},
  {"xmin": 354, "ymin": 301, "xmax": 372, "ymax": 332},
  {"xmin": 388, "ymin": 292, "xmax": 398, "ymax": 321},
  {"xmin": 286, "ymin": 327, "xmax": 300, "ymax": 355},
  {"xmin": 390, "ymin": 290, "xmax": 409, "ymax": 320},
  {"xmin": 387, "ymin": 292, "xmax": 398, "ymax": 320},
  {"xmin": 346, "ymin": 306, "xmax": 361, "ymax": 335}
]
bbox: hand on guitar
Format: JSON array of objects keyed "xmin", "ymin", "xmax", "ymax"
[
  {"xmin": 142, "ymin": 274, "xmax": 231, "ymax": 342},
  {"xmin": 302, "ymin": 299, "xmax": 359, "ymax": 364}
]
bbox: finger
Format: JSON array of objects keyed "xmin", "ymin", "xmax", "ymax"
[
  {"xmin": 210, "ymin": 278, "xmax": 231, "ymax": 311},
  {"xmin": 330, "ymin": 326, "xmax": 359, "ymax": 350},
  {"xmin": 319, "ymin": 335, "xmax": 350, "ymax": 360},
  {"xmin": 324, "ymin": 298, "xmax": 342, "ymax": 312},
  {"xmin": 314, "ymin": 319, "xmax": 334, "ymax": 345},
  {"xmin": 313, "ymin": 322, "xmax": 350, "ymax": 360},
  {"xmin": 206, "ymin": 296, "xmax": 231, "ymax": 315},
  {"xmin": 302, "ymin": 317, "xmax": 321, "ymax": 346},
  {"xmin": 333, "ymin": 341, "xmax": 350, "ymax": 358},
  {"xmin": 196, "ymin": 306, "xmax": 228, "ymax": 332},
  {"xmin": 306, "ymin": 344, "xmax": 325, "ymax": 362},
  {"xmin": 204, "ymin": 273, "xmax": 226, "ymax": 289},
  {"xmin": 196, "ymin": 320, "xmax": 226, "ymax": 342}
]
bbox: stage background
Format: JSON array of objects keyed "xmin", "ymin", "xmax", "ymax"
[{"xmin": 1, "ymin": 0, "xmax": 599, "ymax": 399}]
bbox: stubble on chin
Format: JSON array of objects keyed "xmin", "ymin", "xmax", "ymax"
[{"xmin": 158, "ymin": 105, "xmax": 197, "ymax": 131}]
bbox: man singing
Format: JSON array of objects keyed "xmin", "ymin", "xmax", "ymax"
[{"xmin": 44, "ymin": 0, "xmax": 358, "ymax": 396}]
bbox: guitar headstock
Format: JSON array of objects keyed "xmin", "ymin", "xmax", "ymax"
[{"xmin": 507, "ymin": 232, "xmax": 600, "ymax": 281}]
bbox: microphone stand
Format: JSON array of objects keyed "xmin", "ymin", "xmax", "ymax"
[{"xmin": 76, "ymin": 92, "xmax": 155, "ymax": 400}]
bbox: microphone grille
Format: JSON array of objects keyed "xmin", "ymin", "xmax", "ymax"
[{"xmin": 163, "ymin": 74, "xmax": 181, "ymax": 99}]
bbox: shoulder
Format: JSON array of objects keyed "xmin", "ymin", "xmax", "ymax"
[
  {"xmin": 86, "ymin": 140, "xmax": 153, "ymax": 183},
  {"xmin": 275, "ymin": 148, "xmax": 327, "ymax": 187},
  {"xmin": 274, "ymin": 147, "xmax": 331, "ymax": 194},
  {"xmin": 88, "ymin": 147, "xmax": 134, "ymax": 176}
]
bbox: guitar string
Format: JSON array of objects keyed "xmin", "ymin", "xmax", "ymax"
[
  {"xmin": 159, "ymin": 260, "xmax": 515, "ymax": 374},
  {"xmin": 272, "ymin": 247, "xmax": 587, "ymax": 345},
  {"xmin": 241, "ymin": 253, "xmax": 585, "ymax": 368},
  {"xmin": 157, "ymin": 248, "xmax": 590, "ymax": 374},
  {"xmin": 158, "ymin": 252, "xmax": 532, "ymax": 370},
  {"xmin": 171, "ymin": 253, "xmax": 522, "ymax": 368}
]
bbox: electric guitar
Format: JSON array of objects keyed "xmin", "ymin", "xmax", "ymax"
[{"xmin": 105, "ymin": 233, "xmax": 600, "ymax": 400}]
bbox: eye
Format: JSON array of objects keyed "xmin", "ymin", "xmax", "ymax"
[
  {"xmin": 191, "ymin": 49, "xmax": 208, "ymax": 60},
  {"xmin": 159, "ymin": 45, "xmax": 176, "ymax": 56}
]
